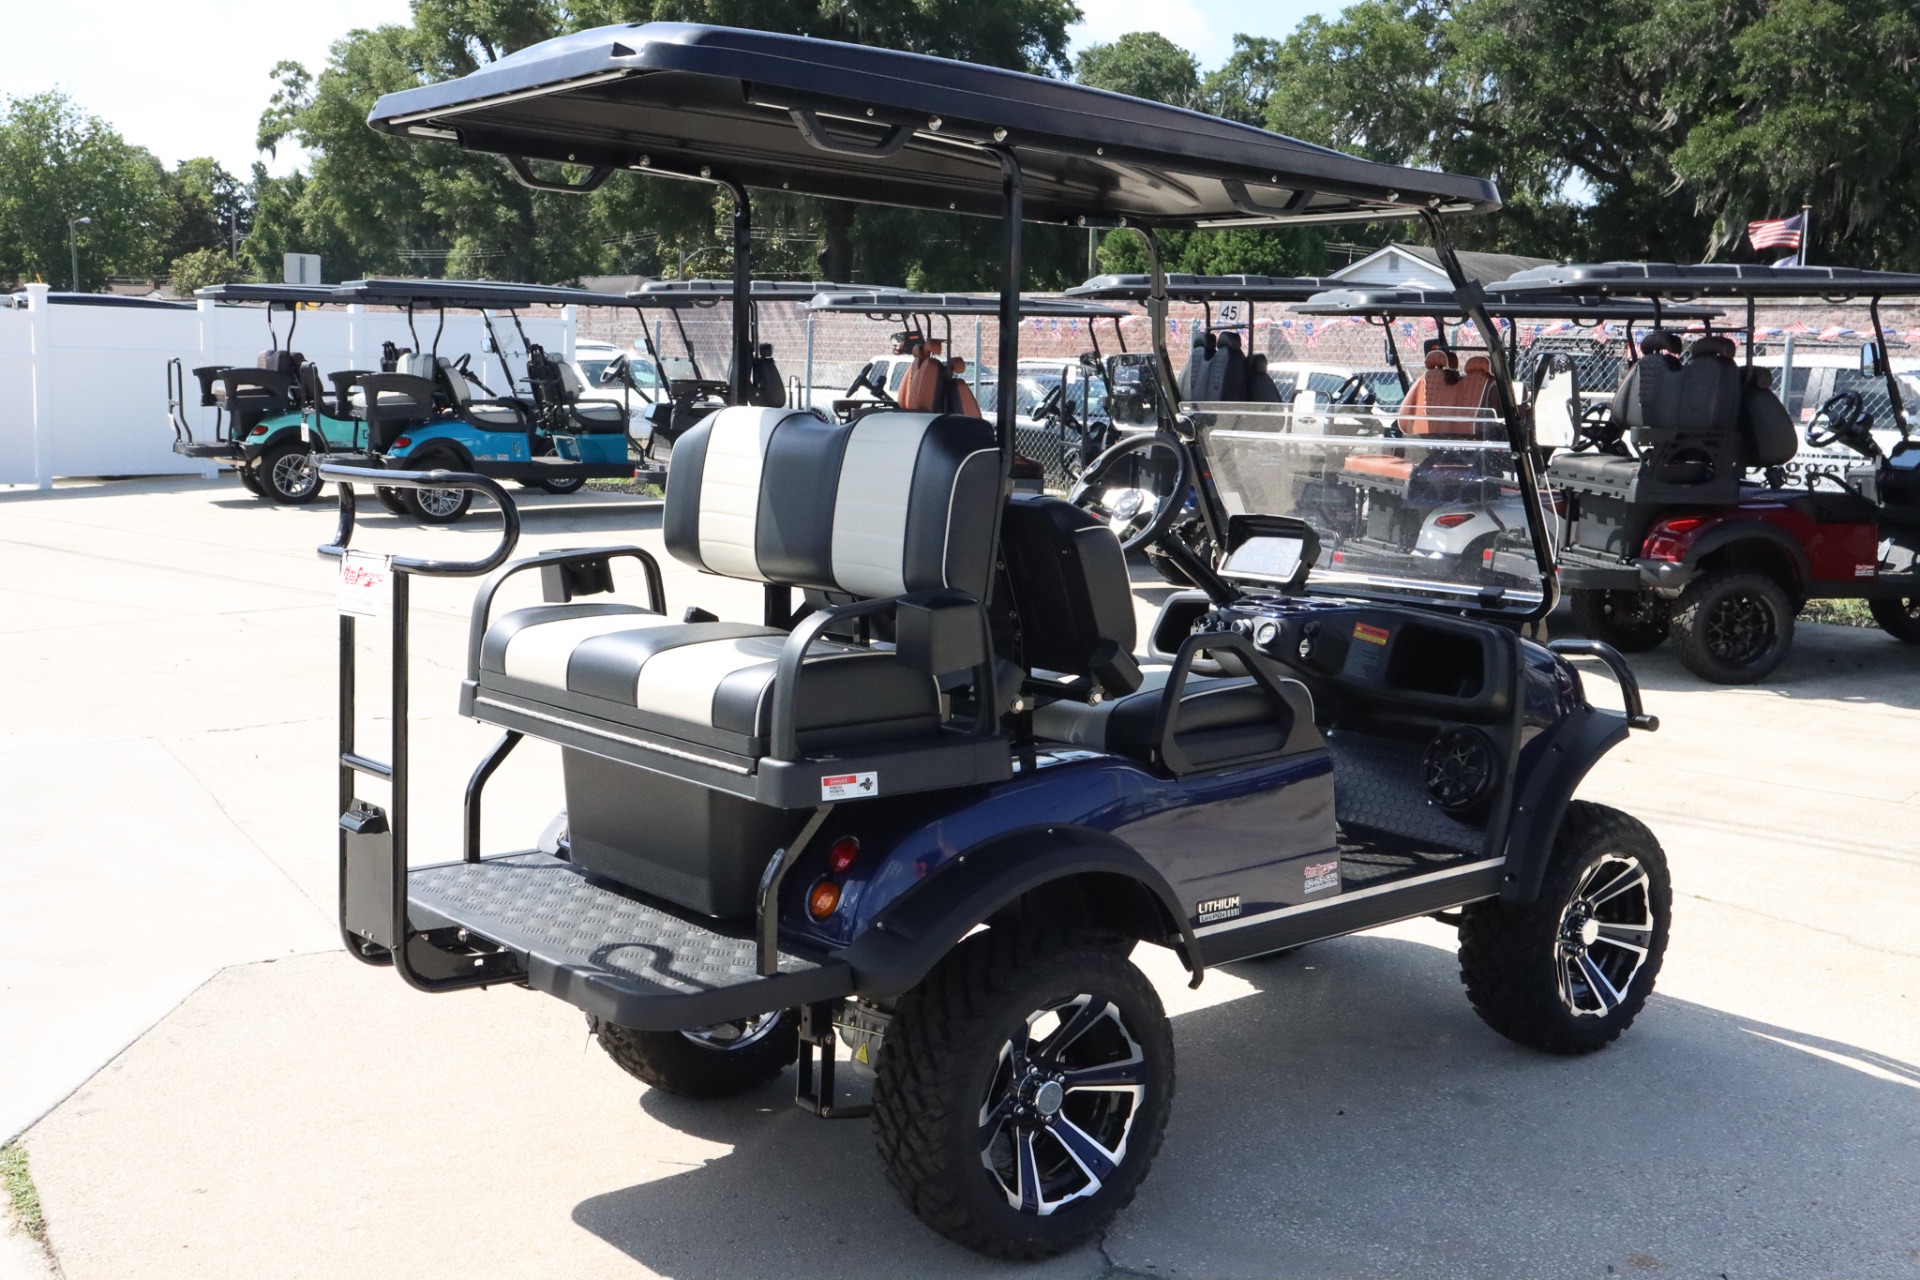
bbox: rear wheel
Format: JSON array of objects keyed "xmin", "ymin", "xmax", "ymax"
[
  {"xmin": 258, "ymin": 440, "xmax": 324, "ymax": 504},
  {"xmin": 593, "ymin": 1010, "xmax": 798, "ymax": 1099},
  {"xmin": 873, "ymin": 929, "xmax": 1173, "ymax": 1260},
  {"xmin": 1570, "ymin": 588, "xmax": 1670, "ymax": 652},
  {"xmin": 398, "ymin": 456, "xmax": 473, "ymax": 524},
  {"xmin": 538, "ymin": 472, "xmax": 587, "ymax": 494},
  {"xmin": 1458, "ymin": 801, "xmax": 1671, "ymax": 1055},
  {"xmin": 1867, "ymin": 595, "xmax": 1920, "ymax": 643},
  {"xmin": 373, "ymin": 487, "xmax": 407, "ymax": 515},
  {"xmin": 1669, "ymin": 570, "xmax": 1794, "ymax": 683},
  {"xmin": 235, "ymin": 464, "xmax": 264, "ymax": 496}
]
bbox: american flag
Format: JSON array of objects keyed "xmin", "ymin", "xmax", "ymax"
[{"xmin": 1748, "ymin": 213, "xmax": 1804, "ymax": 252}]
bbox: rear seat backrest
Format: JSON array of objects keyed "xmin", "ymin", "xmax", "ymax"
[{"xmin": 664, "ymin": 406, "xmax": 1002, "ymax": 600}]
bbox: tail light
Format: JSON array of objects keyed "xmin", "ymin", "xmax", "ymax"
[
  {"xmin": 1643, "ymin": 516, "xmax": 1707, "ymax": 563},
  {"xmin": 807, "ymin": 879, "xmax": 842, "ymax": 920},
  {"xmin": 1433, "ymin": 512, "xmax": 1475, "ymax": 528},
  {"xmin": 392, "ymin": 436, "xmax": 412, "ymax": 449},
  {"xmin": 827, "ymin": 836, "xmax": 860, "ymax": 875}
]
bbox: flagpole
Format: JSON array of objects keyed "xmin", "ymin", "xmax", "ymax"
[{"xmin": 1800, "ymin": 194, "xmax": 1814, "ymax": 268}]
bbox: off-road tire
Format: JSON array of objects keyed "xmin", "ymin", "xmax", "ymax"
[
  {"xmin": 1669, "ymin": 570, "xmax": 1794, "ymax": 684},
  {"xmin": 257, "ymin": 439, "xmax": 324, "ymax": 504},
  {"xmin": 1867, "ymin": 596, "xmax": 1920, "ymax": 643},
  {"xmin": 1570, "ymin": 588, "xmax": 1670, "ymax": 653},
  {"xmin": 538, "ymin": 473, "xmax": 587, "ymax": 495},
  {"xmin": 1458, "ymin": 802, "xmax": 1671, "ymax": 1055},
  {"xmin": 872, "ymin": 929, "xmax": 1173, "ymax": 1260},
  {"xmin": 374, "ymin": 486, "xmax": 408, "ymax": 515},
  {"xmin": 399, "ymin": 456, "xmax": 473, "ymax": 525},
  {"xmin": 593, "ymin": 1011, "xmax": 799, "ymax": 1099},
  {"xmin": 235, "ymin": 463, "xmax": 265, "ymax": 496}
]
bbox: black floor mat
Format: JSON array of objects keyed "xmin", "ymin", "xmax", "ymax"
[{"xmin": 1327, "ymin": 729, "xmax": 1489, "ymax": 857}]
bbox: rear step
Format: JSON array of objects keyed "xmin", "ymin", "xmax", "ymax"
[{"xmin": 407, "ymin": 852, "xmax": 852, "ymax": 1029}]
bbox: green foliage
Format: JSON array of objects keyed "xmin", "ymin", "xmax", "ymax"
[
  {"xmin": 1075, "ymin": 32, "xmax": 1200, "ymax": 106},
  {"xmin": 0, "ymin": 91, "xmax": 173, "ymax": 288},
  {"xmin": 1, "ymin": 1143, "xmax": 44, "ymax": 1244},
  {"xmin": 168, "ymin": 247, "xmax": 251, "ymax": 298}
]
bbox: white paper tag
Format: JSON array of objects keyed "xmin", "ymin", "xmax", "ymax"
[
  {"xmin": 820, "ymin": 770, "xmax": 878, "ymax": 801},
  {"xmin": 337, "ymin": 551, "xmax": 393, "ymax": 618}
]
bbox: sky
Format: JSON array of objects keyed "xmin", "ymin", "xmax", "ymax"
[{"xmin": 2, "ymin": 0, "xmax": 1344, "ymax": 179}]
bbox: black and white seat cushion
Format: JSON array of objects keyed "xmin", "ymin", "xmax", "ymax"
[
  {"xmin": 1032, "ymin": 664, "xmax": 1314, "ymax": 772},
  {"xmin": 468, "ymin": 406, "xmax": 1001, "ymax": 765}
]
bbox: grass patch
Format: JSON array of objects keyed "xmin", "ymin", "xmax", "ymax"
[
  {"xmin": 0, "ymin": 1144, "xmax": 45, "ymax": 1243},
  {"xmin": 584, "ymin": 478, "xmax": 663, "ymax": 498},
  {"xmin": 1799, "ymin": 598, "xmax": 1875, "ymax": 628}
]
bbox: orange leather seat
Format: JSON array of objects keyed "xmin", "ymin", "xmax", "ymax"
[
  {"xmin": 900, "ymin": 338, "xmax": 944, "ymax": 412},
  {"xmin": 948, "ymin": 356, "xmax": 982, "ymax": 418}
]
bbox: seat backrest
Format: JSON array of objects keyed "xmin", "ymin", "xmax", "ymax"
[
  {"xmin": 256, "ymin": 349, "xmax": 300, "ymax": 377},
  {"xmin": 1395, "ymin": 350, "xmax": 1450, "ymax": 434},
  {"xmin": 433, "ymin": 356, "xmax": 470, "ymax": 409},
  {"xmin": 998, "ymin": 494, "xmax": 1141, "ymax": 695},
  {"xmin": 1632, "ymin": 341, "xmax": 1740, "ymax": 439},
  {"xmin": 948, "ymin": 358, "xmax": 983, "ymax": 418},
  {"xmin": 899, "ymin": 342, "xmax": 943, "ymax": 412},
  {"xmin": 297, "ymin": 362, "xmax": 325, "ymax": 411},
  {"xmin": 1246, "ymin": 353, "xmax": 1284, "ymax": 404},
  {"xmin": 665, "ymin": 407, "xmax": 1002, "ymax": 599},
  {"xmin": 1738, "ymin": 366, "xmax": 1797, "ymax": 467},
  {"xmin": 1214, "ymin": 332, "xmax": 1248, "ymax": 401}
]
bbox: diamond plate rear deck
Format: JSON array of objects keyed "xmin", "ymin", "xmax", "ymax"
[{"xmin": 408, "ymin": 852, "xmax": 851, "ymax": 1029}]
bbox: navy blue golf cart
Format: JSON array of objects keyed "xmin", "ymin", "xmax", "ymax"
[{"xmin": 318, "ymin": 23, "xmax": 1669, "ymax": 1259}]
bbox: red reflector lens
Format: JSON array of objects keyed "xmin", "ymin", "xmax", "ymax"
[
  {"xmin": 827, "ymin": 836, "xmax": 860, "ymax": 875},
  {"xmin": 392, "ymin": 436, "xmax": 411, "ymax": 449},
  {"xmin": 1433, "ymin": 512, "xmax": 1475, "ymax": 528},
  {"xmin": 1662, "ymin": 517, "xmax": 1704, "ymax": 535},
  {"xmin": 807, "ymin": 879, "xmax": 842, "ymax": 920},
  {"xmin": 250, "ymin": 426, "xmax": 268, "ymax": 436}
]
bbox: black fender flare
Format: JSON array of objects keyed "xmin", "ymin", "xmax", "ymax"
[
  {"xmin": 837, "ymin": 826, "xmax": 1204, "ymax": 1000},
  {"xmin": 1678, "ymin": 521, "xmax": 1810, "ymax": 591},
  {"xmin": 1497, "ymin": 705, "xmax": 1629, "ymax": 903}
]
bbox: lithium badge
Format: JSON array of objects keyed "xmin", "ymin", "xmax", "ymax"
[
  {"xmin": 337, "ymin": 551, "xmax": 393, "ymax": 618},
  {"xmin": 1196, "ymin": 895, "xmax": 1242, "ymax": 924},
  {"xmin": 820, "ymin": 771, "xmax": 878, "ymax": 801}
]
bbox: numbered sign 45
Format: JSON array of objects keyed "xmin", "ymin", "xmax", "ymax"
[{"xmin": 338, "ymin": 550, "xmax": 394, "ymax": 618}]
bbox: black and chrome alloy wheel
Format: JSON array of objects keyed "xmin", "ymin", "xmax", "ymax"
[
  {"xmin": 1554, "ymin": 854, "xmax": 1656, "ymax": 1018},
  {"xmin": 978, "ymin": 994, "xmax": 1148, "ymax": 1216}
]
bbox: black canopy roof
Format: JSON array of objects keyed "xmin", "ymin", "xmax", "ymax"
[
  {"xmin": 196, "ymin": 284, "xmax": 341, "ymax": 305},
  {"xmin": 1064, "ymin": 274, "xmax": 1348, "ymax": 302},
  {"xmin": 1490, "ymin": 262, "xmax": 1920, "ymax": 301},
  {"xmin": 367, "ymin": 23, "xmax": 1499, "ymax": 229},
  {"xmin": 329, "ymin": 278, "xmax": 634, "ymax": 309},
  {"xmin": 628, "ymin": 279, "xmax": 848, "ymax": 307},
  {"xmin": 806, "ymin": 289, "xmax": 1125, "ymax": 318},
  {"xmin": 1293, "ymin": 286, "xmax": 1719, "ymax": 321}
]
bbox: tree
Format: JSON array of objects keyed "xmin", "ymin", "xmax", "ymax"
[
  {"xmin": 1074, "ymin": 32, "xmax": 1200, "ymax": 106},
  {"xmin": 168, "ymin": 247, "xmax": 250, "ymax": 298},
  {"xmin": 161, "ymin": 157, "xmax": 249, "ymax": 266},
  {"xmin": 0, "ymin": 91, "xmax": 173, "ymax": 289}
]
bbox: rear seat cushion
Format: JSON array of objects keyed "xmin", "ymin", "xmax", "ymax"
[
  {"xmin": 478, "ymin": 603, "xmax": 940, "ymax": 754},
  {"xmin": 665, "ymin": 406, "xmax": 1000, "ymax": 599}
]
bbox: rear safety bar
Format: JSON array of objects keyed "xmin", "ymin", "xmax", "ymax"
[{"xmin": 1548, "ymin": 639, "xmax": 1659, "ymax": 731}]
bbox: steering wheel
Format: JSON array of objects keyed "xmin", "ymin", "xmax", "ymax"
[
  {"xmin": 1329, "ymin": 373, "xmax": 1378, "ymax": 408},
  {"xmin": 1806, "ymin": 390, "xmax": 1868, "ymax": 449},
  {"xmin": 1066, "ymin": 432, "xmax": 1194, "ymax": 553},
  {"xmin": 1571, "ymin": 401, "xmax": 1626, "ymax": 454},
  {"xmin": 845, "ymin": 365, "xmax": 899, "ymax": 408}
]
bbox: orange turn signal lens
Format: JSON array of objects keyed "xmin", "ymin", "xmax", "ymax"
[
  {"xmin": 807, "ymin": 879, "xmax": 842, "ymax": 920},
  {"xmin": 827, "ymin": 836, "xmax": 861, "ymax": 874}
]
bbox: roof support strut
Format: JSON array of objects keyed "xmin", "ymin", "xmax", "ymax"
[
  {"xmin": 723, "ymin": 177, "xmax": 753, "ymax": 407},
  {"xmin": 1419, "ymin": 206, "xmax": 1558, "ymax": 619}
]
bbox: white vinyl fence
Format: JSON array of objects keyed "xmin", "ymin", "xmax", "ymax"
[{"xmin": 0, "ymin": 283, "xmax": 574, "ymax": 487}]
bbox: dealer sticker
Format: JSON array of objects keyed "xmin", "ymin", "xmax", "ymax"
[
  {"xmin": 1856, "ymin": 564, "xmax": 1877, "ymax": 578},
  {"xmin": 1304, "ymin": 860, "xmax": 1341, "ymax": 895},
  {"xmin": 1353, "ymin": 622, "xmax": 1390, "ymax": 646},
  {"xmin": 820, "ymin": 771, "xmax": 878, "ymax": 801},
  {"xmin": 337, "ymin": 551, "xmax": 393, "ymax": 618},
  {"xmin": 1196, "ymin": 895, "xmax": 1242, "ymax": 924}
]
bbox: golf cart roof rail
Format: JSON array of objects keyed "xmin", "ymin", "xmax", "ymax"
[
  {"xmin": 628, "ymin": 278, "xmax": 849, "ymax": 307},
  {"xmin": 1065, "ymin": 273, "xmax": 1348, "ymax": 302},
  {"xmin": 806, "ymin": 289, "xmax": 1128, "ymax": 318},
  {"xmin": 1490, "ymin": 262, "xmax": 1920, "ymax": 301},
  {"xmin": 194, "ymin": 283, "xmax": 342, "ymax": 305},
  {"xmin": 329, "ymin": 278, "xmax": 637, "ymax": 309},
  {"xmin": 1293, "ymin": 286, "xmax": 1721, "ymax": 321},
  {"xmin": 365, "ymin": 22, "xmax": 1500, "ymax": 228}
]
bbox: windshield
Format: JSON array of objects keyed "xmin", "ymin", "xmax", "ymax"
[{"xmin": 1195, "ymin": 402, "xmax": 1547, "ymax": 615}]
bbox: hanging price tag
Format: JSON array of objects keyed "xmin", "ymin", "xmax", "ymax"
[{"xmin": 337, "ymin": 550, "xmax": 393, "ymax": 618}]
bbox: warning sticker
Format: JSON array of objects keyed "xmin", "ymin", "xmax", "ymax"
[
  {"xmin": 337, "ymin": 551, "xmax": 392, "ymax": 618},
  {"xmin": 820, "ymin": 771, "xmax": 879, "ymax": 801},
  {"xmin": 1304, "ymin": 860, "xmax": 1341, "ymax": 895},
  {"xmin": 1353, "ymin": 622, "xmax": 1391, "ymax": 646}
]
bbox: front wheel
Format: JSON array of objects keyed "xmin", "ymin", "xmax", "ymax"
[
  {"xmin": 593, "ymin": 1010, "xmax": 798, "ymax": 1099},
  {"xmin": 1669, "ymin": 570, "xmax": 1795, "ymax": 683},
  {"xmin": 1867, "ymin": 595, "xmax": 1920, "ymax": 643},
  {"xmin": 538, "ymin": 473, "xmax": 587, "ymax": 494},
  {"xmin": 1458, "ymin": 801, "xmax": 1671, "ymax": 1055},
  {"xmin": 1570, "ymin": 588, "xmax": 1671, "ymax": 653},
  {"xmin": 873, "ymin": 930, "xmax": 1173, "ymax": 1260},
  {"xmin": 257, "ymin": 440, "xmax": 324, "ymax": 504}
]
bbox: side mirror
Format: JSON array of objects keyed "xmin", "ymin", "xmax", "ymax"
[{"xmin": 1861, "ymin": 342, "xmax": 1885, "ymax": 376}]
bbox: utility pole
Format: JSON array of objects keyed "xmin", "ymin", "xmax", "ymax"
[{"xmin": 67, "ymin": 215, "xmax": 91, "ymax": 290}]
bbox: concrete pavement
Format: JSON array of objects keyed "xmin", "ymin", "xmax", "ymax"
[{"xmin": 2, "ymin": 474, "xmax": 1918, "ymax": 1278}]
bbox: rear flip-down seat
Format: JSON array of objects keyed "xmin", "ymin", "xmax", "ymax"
[{"xmin": 461, "ymin": 406, "xmax": 1011, "ymax": 805}]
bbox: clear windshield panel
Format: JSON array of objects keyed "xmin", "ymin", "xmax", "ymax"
[{"xmin": 1196, "ymin": 403, "xmax": 1548, "ymax": 613}]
